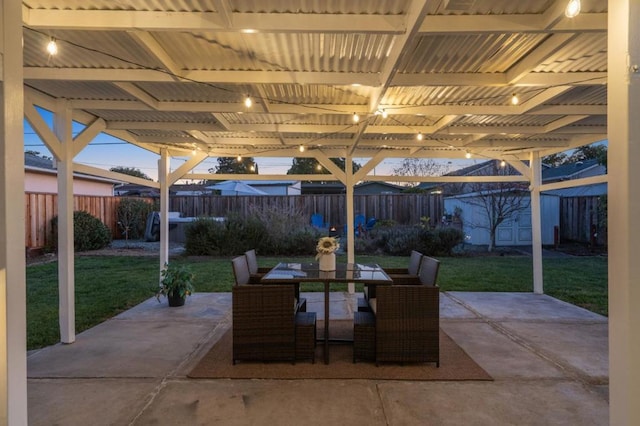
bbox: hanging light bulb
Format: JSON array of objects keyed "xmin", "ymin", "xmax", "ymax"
[
  {"xmin": 416, "ymin": 132, "xmax": 424, "ymax": 141},
  {"xmin": 244, "ymin": 96, "xmax": 252, "ymax": 108},
  {"xmin": 191, "ymin": 149, "xmax": 197, "ymax": 155},
  {"xmin": 511, "ymin": 93, "xmax": 519, "ymax": 105},
  {"xmin": 46, "ymin": 38, "xmax": 58, "ymax": 55},
  {"xmin": 465, "ymin": 151, "xmax": 472, "ymax": 159},
  {"xmin": 316, "ymin": 164, "xmax": 322, "ymax": 171},
  {"xmin": 381, "ymin": 109, "xmax": 388, "ymax": 119},
  {"xmin": 565, "ymin": 0, "xmax": 581, "ymax": 18},
  {"xmin": 299, "ymin": 145, "xmax": 305, "ymax": 153},
  {"xmin": 249, "ymin": 164, "xmax": 256, "ymax": 172},
  {"xmin": 353, "ymin": 112, "xmax": 360, "ymax": 123},
  {"xmin": 500, "ymin": 160, "xmax": 506, "ymax": 168},
  {"xmin": 237, "ymin": 155, "xmax": 242, "ymax": 162}
]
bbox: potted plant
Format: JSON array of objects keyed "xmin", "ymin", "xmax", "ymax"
[{"xmin": 156, "ymin": 263, "xmax": 195, "ymax": 307}]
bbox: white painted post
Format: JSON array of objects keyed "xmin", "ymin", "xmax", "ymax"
[
  {"xmin": 529, "ymin": 152, "xmax": 543, "ymax": 294},
  {"xmin": 608, "ymin": 1, "xmax": 640, "ymax": 424},
  {"xmin": 0, "ymin": 0, "xmax": 28, "ymax": 422},
  {"xmin": 345, "ymin": 156, "xmax": 356, "ymax": 293},
  {"xmin": 55, "ymin": 101, "xmax": 76, "ymax": 343},
  {"xmin": 158, "ymin": 149, "xmax": 170, "ymax": 279}
]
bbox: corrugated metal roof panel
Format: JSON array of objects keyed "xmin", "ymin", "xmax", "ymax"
[
  {"xmin": 400, "ymin": 33, "xmax": 546, "ymax": 73},
  {"xmin": 545, "ymin": 86, "xmax": 607, "ymax": 105},
  {"xmin": 230, "ymin": 0, "xmax": 409, "ymax": 14},
  {"xmin": 27, "ymin": 81, "xmax": 136, "ymax": 101},
  {"xmin": 453, "ymin": 114, "xmax": 558, "ymax": 126},
  {"xmin": 383, "ymin": 86, "xmax": 530, "ymax": 106},
  {"xmin": 154, "ymin": 31, "xmax": 395, "ymax": 73},
  {"xmin": 534, "ymin": 34, "xmax": 607, "ymax": 73}
]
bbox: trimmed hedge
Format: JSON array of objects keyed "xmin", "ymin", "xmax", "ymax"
[{"xmin": 50, "ymin": 211, "xmax": 112, "ymax": 252}]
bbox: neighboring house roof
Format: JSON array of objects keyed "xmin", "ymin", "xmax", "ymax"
[
  {"xmin": 301, "ymin": 182, "xmax": 345, "ymax": 194},
  {"xmin": 24, "ymin": 152, "xmax": 122, "ymax": 185},
  {"xmin": 355, "ymin": 181, "xmax": 405, "ymax": 194},
  {"xmin": 544, "ymin": 183, "xmax": 608, "ymax": 197},
  {"xmin": 542, "ymin": 159, "xmax": 603, "ymax": 182}
]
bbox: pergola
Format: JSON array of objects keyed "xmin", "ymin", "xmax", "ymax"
[{"xmin": 1, "ymin": 0, "xmax": 637, "ymax": 424}]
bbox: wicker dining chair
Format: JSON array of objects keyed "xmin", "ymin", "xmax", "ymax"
[
  {"xmin": 382, "ymin": 250, "xmax": 424, "ymax": 285},
  {"xmin": 231, "ymin": 255, "xmax": 298, "ymax": 364},
  {"xmin": 245, "ymin": 249, "xmax": 305, "ymax": 312},
  {"xmin": 373, "ymin": 255, "xmax": 441, "ymax": 366}
]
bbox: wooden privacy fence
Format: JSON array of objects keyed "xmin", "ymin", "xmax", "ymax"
[
  {"xmin": 169, "ymin": 194, "xmax": 444, "ymax": 229},
  {"xmin": 24, "ymin": 193, "xmax": 154, "ymax": 249},
  {"xmin": 25, "ymin": 193, "xmax": 443, "ymax": 249},
  {"xmin": 559, "ymin": 196, "xmax": 607, "ymax": 246}
]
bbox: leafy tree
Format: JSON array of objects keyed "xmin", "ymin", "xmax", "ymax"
[
  {"xmin": 110, "ymin": 166, "xmax": 152, "ymax": 180},
  {"xmin": 543, "ymin": 144, "xmax": 607, "ymax": 169},
  {"xmin": 286, "ymin": 157, "xmax": 361, "ymax": 175},
  {"xmin": 567, "ymin": 144, "xmax": 607, "ymax": 168},
  {"xmin": 25, "ymin": 150, "xmax": 52, "ymax": 160},
  {"xmin": 211, "ymin": 157, "xmax": 257, "ymax": 174},
  {"xmin": 542, "ymin": 152, "xmax": 567, "ymax": 167},
  {"xmin": 392, "ymin": 158, "xmax": 450, "ymax": 185},
  {"xmin": 463, "ymin": 163, "xmax": 531, "ymax": 252}
]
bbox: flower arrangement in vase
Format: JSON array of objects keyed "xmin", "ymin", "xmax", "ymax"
[{"xmin": 316, "ymin": 236, "xmax": 340, "ymax": 271}]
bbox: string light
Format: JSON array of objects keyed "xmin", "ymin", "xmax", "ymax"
[
  {"xmin": 191, "ymin": 149, "xmax": 196, "ymax": 155},
  {"xmin": 299, "ymin": 145, "xmax": 305, "ymax": 152},
  {"xmin": 511, "ymin": 93, "xmax": 519, "ymax": 105},
  {"xmin": 565, "ymin": 0, "xmax": 581, "ymax": 18},
  {"xmin": 500, "ymin": 159, "xmax": 506, "ymax": 167},
  {"xmin": 352, "ymin": 112, "xmax": 360, "ymax": 123},
  {"xmin": 316, "ymin": 164, "xmax": 322, "ymax": 171},
  {"xmin": 465, "ymin": 151, "xmax": 472, "ymax": 159},
  {"xmin": 46, "ymin": 38, "xmax": 58, "ymax": 55},
  {"xmin": 249, "ymin": 164, "xmax": 256, "ymax": 172},
  {"xmin": 416, "ymin": 132, "xmax": 423, "ymax": 141},
  {"xmin": 237, "ymin": 155, "xmax": 242, "ymax": 162},
  {"xmin": 381, "ymin": 109, "xmax": 388, "ymax": 119},
  {"xmin": 244, "ymin": 95, "xmax": 252, "ymax": 108}
]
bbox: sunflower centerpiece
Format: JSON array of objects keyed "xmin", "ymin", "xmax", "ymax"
[{"xmin": 316, "ymin": 236, "xmax": 339, "ymax": 271}]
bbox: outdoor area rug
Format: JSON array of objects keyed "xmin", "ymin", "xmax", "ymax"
[{"xmin": 188, "ymin": 321, "xmax": 492, "ymax": 381}]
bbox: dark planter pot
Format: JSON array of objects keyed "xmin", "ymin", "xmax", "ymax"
[{"xmin": 167, "ymin": 293, "xmax": 186, "ymax": 307}]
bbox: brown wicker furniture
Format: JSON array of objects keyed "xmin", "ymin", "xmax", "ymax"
[
  {"xmin": 382, "ymin": 250, "xmax": 424, "ymax": 285},
  {"xmin": 374, "ymin": 285, "xmax": 439, "ymax": 366},
  {"xmin": 295, "ymin": 312, "xmax": 317, "ymax": 363},
  {"xmin": 262, "ymin": 262, "xmax": 391, "ymax": 364},
  {"xmin": 367, "ymin": 255, "xmax": 441, "ymax": 366},
  {"xmin": 353, "ymin": 311, "xmax": 376, "ymax": 362},
  {"xmin": 232, "ymin": 255, "xmax": 300, "ymax": 364},
  {"xmin": 418, "ymin": 255, "xmax": 440, "ymax": 286},
  {"xmin": 245, "ymin": 249, "xmax": 306, "ymax": 312}
]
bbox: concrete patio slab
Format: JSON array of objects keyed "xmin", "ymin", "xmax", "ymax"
[
  {"xmin": 132, "ymin": 379, "xmax": 387, "ymax": 426},
  {"xmin": 378, "ymin": 381, "xmax": 609, "ymax": 426},
  {"xmin": 447, "ymin": 292, "xmax": 607, "ymax": 322},
  {"xmin": 28, "ymin": 378, "xmax": 160, "ymax": 426},
  {"xmin": 26, "ymin": 292, "xmax": 609, "ymax": 425},
  {"xmin": 441, "ymin": 321, "xmax": 567, "ymax": 379},
  {"xmin": 440, "ymin": 292, "xmax": 480, "ymax": 319},
  {"xmin": 499, "ymin": 321, "xmax": 609, "ymax": 382}
]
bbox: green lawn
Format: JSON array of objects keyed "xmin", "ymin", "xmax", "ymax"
[{"xmin": 26, "ymin": 254, "xmax": 607, "ymax": 350}]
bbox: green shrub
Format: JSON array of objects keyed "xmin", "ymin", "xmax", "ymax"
[
  {"xmin": 116, "ymin": 198, "xmax": 154, "ymax": 240},
  {"xmin": 50, "ymin": 211, "xmax": 111, "ymax": 252},
  {"xmin": 184, "ymin": 217, "xmax": 226, "ymax": 255},
  {"xmin": 184, "ymin": 208, "xmax": 320, "ymax": 256},
  {"xmin": 434, "ymin": 227, "xmax": 465, "ymax": 255},
  {"xmin": 354, "ymin": 225, "xmax": 464, "ymax": 257}
]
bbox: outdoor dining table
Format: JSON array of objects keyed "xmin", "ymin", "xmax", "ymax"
[{"xmin": 261, "ymin": 262, "xmax": 392, "ymax": 364}]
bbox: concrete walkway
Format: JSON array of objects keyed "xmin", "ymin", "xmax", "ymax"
[{"xmin": 27, "ymin": 292, "xmax": 609, "ymax": 425}]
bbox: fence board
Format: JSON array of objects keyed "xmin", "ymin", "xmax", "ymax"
[{"xmin": 559, "ymin": 196, "xmax": 606, "ymax": 245}]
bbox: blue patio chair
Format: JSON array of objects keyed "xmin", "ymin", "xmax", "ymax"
[{"xmin": 311, "ymin": 213, "xmax": 326, "ymax": 228}]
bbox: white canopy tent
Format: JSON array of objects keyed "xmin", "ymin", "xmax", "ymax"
[{"xmin": 1, "ymin": 1, "xmax": 637, "ymax": 424}]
